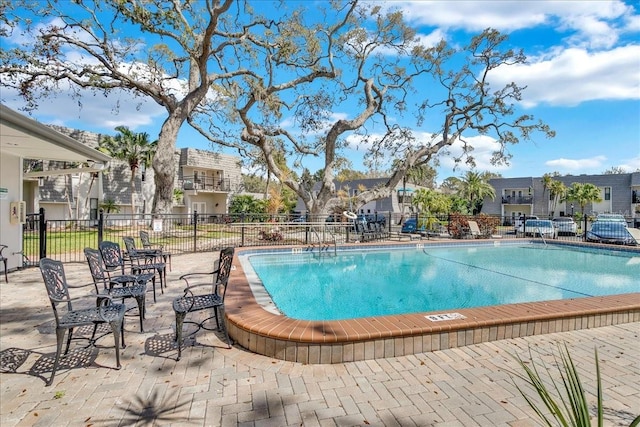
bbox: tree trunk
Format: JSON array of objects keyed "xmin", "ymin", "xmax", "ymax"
[
  {"xmin": 152, "ymin": 117, "xmax": 181, "ymax": 215},
  {"xmin": 130, "ymin": 169, "xmax": 136, "ymax": 216}
]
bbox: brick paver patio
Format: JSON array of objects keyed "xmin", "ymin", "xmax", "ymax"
[{"xmin": 1, "ymin": 252, "xmax": 638, "ymax": 426}]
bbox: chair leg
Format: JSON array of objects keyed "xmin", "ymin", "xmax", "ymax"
[
  {"xmin": 151, "ymin": 276, "xmax": 157, "ymax": 302},
  {"xmin": 159, "ymin": 267, "xmax": 165, "ymax": 293},
  {"xmin": 64, "ymin": 327, "xmax": 75, "ymax": 355},
  {"xmin": 134, "ymin": 294, "xmax": 145, "ymax": 332},
  {"xmin": 175, "ymin": 311, "xmax": 186, "ymax": 361},
  {"xmin": 214, "ymin": 306, "xmax": 221, "ymax": 330},
  {"xmin": 2, "ymin": 258, "xmax": 7, "ymax": 283},
  {"xmin": 48, "ymin": 328, "xmax": 67, "ymax": 386},
  {"xmin": 108, "ymin": 320, "xmax": 123, "ymax": 369}
]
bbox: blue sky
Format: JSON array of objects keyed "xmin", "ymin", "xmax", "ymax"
[{"xmin": 2, "ymin": 0, "xmax": 639, "ymax": 184}]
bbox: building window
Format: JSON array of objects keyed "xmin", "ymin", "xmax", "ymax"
[
  {"xmin": 89, "ymin": 198, "xmax": 98, "ymax": 220},
  {"xmin": 604, "ymin": 187, "xmax": 611, "ymax": 201}
]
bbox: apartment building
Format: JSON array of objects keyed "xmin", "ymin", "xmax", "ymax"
[
  {"xmin": 27, "ymin": 126, "xmax": 243, "ymax": 219},
  {"xmin": 482, "ymin": 173, "xmax": 640, "ymax": 227}
]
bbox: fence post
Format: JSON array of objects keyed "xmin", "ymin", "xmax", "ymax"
[
  {"xmin": 583, "ymin": 214, "xmax": 588, "ymax": 241},
  {"xmin": 38, "ymin": 207, "xmax": 46, "ymax": 260},
  {"xmin": 97, "ymin": 209, "xmax": 104, "ymax": 245},
  {"xmin": 241, "ymin": 213, "xmax": 246, "ymax": 247},
  {"xmin": 193, "ymin": 211, "xmax": 198, "ymax": 252}
]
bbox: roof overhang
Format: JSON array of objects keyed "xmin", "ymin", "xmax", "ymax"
[{"xmin": 0, "ymin": 104, "xmax": 111, "ymax": 164}]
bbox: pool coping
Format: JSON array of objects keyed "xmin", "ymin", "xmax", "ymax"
[{"xmin": 225, "ymin": 240, "xmax": 640, "ymax": 363}]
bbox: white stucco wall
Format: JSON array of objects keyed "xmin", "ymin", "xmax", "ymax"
[{"xmin": 0, "ymin": 152, "xmax": 24, "ymax": 271}]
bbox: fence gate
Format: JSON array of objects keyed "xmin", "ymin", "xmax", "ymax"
[{"xmin": 21, "ymin": 209, "xmax": 44, "ymax": 267}]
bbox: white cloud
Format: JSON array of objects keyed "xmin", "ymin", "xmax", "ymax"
[
  {"xmin": 617, "ymin": 156, "xmax": 640, "ymax": 171},
  {"xmin": 414, "ymin": 30, "xmax": 447, "ymax": 48},
  {"xmin": 2, "ymin": 85, "xmax": 166, "ymax": 131},
  {"xmin": 545, "ymin": 155, "xmax": 607, "ymax": 171},
  {"xmin": 390, "ymin": 1, "xmax": 636, "ymax": 48},
  {"xmin": 489, "ymin": 45, "xmax": 640, "ymax": 107},
  {"xmin": 436, "ymin": 134, "xmax": 512, "ymax": 174}
]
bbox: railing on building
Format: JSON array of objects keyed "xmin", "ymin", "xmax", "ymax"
[
  {"xmin": 180, "ymin": 176, "xmax": 232, "ymax": 192},
  {"xmin": 501, "ymin": 195, "xmax": 534, "ymax": 204}
]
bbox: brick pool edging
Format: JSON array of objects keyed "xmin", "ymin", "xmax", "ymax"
[{"xmin": 224, "ymin": 241, "xmax": 640, "ymax": 363}]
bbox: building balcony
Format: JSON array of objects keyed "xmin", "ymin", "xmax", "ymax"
[
  {"xmin": 501, "ymin": 195, "xmax": 533, "ymax": 204},
  {"xmin": 181, "ymin": 176, "xmax": 231, "ymax": 192}
]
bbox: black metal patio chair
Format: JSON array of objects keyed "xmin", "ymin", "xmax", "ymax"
[
  {"xmin": 99, "ymin": 240, "xmax": 160, "ymax": 302},
  {"xmin": 84, "ymin": 247, "xmax": 148, "ymax": 332},
  {"xmin": 139, "ymin": 230, "xmax": 172, "ymax": 271},
  {"xmin": 39, "ymin": 258, "xmax": 126, "ymax": 386},
  {"xmin": 122, "ymin": 237, "xmax": 167, "ymax": 296},
  {"xmin": 172, "ymin": 247, "xmax": 234, "ymax": 360}
]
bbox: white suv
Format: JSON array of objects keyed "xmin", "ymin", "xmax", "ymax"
[
  {"xmin": 552, "ymin": 217, "xmax": 577, "ymax": 236},
  {"xmin": 514, "ymin": 215, "xmax": 538, "ymax": 231}
]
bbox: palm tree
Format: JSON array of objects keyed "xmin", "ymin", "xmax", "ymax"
[
  {"xmin": 564, "ymin": 182, "xmax": 602, "ymax": 216},
  {"xmin": 459, "ymin": 171, "xmax": 496, "ymax": 215},
  {"xmin": 99, "ymin": 126, "xmax": 157, "ymax": 215},
  {"xmin": 99, "ymin": 198, "xmax": 120, "ymax": 214},
  {"xmin": 548, "ymin": 180, "xmax": 567, "ymax": 217},
  {"xmin": 541, "ymin": 173, "xmax": 553, "ymax": 217}
]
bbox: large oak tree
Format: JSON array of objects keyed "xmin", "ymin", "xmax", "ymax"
[{"xmin": 1, "ymin": 0, "xmax": 554, "ymax": 216}]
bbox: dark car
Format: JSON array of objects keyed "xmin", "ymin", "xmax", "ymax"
[{"xmin": 586, "ymin": 221, "xmax": 637, "ymax": 245}]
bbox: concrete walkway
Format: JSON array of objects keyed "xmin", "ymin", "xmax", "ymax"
[{"xmin": 1, "ymin": 252, "xmax": 638, "ymax": 426}]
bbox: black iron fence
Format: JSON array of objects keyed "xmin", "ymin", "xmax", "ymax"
[{"xmin": 21, "ymin": 209, "xmax": 638, "ymax": 266}]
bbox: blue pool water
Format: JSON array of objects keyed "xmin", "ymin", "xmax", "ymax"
[{"xmin": 242, "ymin": 244, "xmax": 640, "ymax": 321}]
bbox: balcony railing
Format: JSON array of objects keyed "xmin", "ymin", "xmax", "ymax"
[
  {"xmin": 501, "ymin": 195, "xmax": 533, "ymax": 204},
  {"xmin": 181, "ymin": 176, "xmax": 231, "ymax": 192}
]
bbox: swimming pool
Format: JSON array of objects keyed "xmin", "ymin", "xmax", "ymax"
[
  {"xmin": 243, "ymin": 245, "xmax": 640, "ymax": 321},
  {"xmin": 225, "ymin": 241, "xmax": 640, "ymax": 364}
]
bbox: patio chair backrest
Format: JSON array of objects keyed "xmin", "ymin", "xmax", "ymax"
[
  {"xmin": 122, "ymin": 236, "xmax": 138, "ymax": 255},
  {"xmin": 99, "ymin": 241, "xmax": 126, "ymax": 274},
  {"xmin": 39, "ymin": 258, "xmax": 72, "ymax": 322},
  {"xmin": 216, "ymin": 247, "xmax": 234, "ymax": 290},
  {"xmin": 139, "ymin": 231, "xmax": 153, "ymax": 249},
  {"xmin": 84, "ymin": 247, "xmax": 109, "ymax": 291}
]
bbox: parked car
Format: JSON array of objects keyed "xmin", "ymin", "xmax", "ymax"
[
  {"xmin": 517, "ymin": 219, "xmax": 557, "ymax": 239},
  {"xmin": 552, "ymin": 217, "xmax": 577, "ymax": 236},
  {"xmin": 586, "ymin": 221, "xmax": 637, "ymax": 245},
  {"xmin": 595, "ymin": 213, "xmax": 627, "ymax": 224},
  {"xmin": 514, "ymin": 215, "xmax": 538, "ymax": 231}
]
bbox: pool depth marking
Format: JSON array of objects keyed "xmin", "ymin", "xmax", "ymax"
[{"xmin": 425, "ymin": 313, "xmax": 467, "ymax": 321}]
